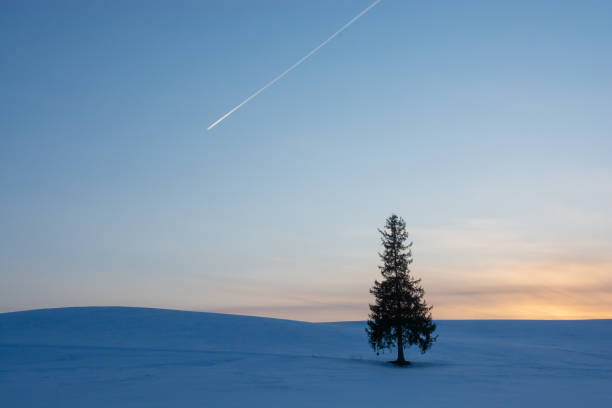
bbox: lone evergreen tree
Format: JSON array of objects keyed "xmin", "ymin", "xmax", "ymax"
[{"xmin": 367, "ymin": 214, "xmax": 437, "ymax": 365}]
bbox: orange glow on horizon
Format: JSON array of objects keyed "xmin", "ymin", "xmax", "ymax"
[{"xmin": 211, "ymin": 260, "xmax": 612, "ymax": 322}]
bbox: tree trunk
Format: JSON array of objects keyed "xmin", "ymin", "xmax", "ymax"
[{"xmin": 396, "ymin": 329, "xmax": 406, "ymax": 363}]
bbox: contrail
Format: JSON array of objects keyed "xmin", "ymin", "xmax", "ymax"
[{"xmin": 207, "ymin": 0, "xmax": 381, "ymax": 131}]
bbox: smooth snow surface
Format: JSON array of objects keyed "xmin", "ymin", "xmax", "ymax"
[{"xmin": 1, "ymin": 307, "xmax": 611, "ymax": 407}]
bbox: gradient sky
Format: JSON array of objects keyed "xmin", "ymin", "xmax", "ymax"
[{"xmin": 1, "ymin": 0, "xmax": 611, "ymax": 321}]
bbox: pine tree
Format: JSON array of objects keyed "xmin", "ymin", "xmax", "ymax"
[{"xmin": 366, "ymin": 214, "xmax": 437, "ymax": 365}]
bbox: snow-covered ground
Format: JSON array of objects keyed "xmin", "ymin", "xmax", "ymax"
[{"xmin": 1, "ymin": 307, "xmax": 611, "ymax": 407}]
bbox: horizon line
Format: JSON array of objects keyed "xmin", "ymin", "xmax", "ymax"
[{"xmin": 2, "ymin": 305, "xmax": 611, "ymax": 323}]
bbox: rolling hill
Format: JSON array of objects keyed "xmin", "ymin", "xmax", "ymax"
[{"xmin": 1, "ymin": 307, "xmax": 611, "ymax": 407}]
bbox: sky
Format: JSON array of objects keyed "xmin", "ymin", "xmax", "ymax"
[{"xmin": 1, "ymin": 0, "xmax": 611, "ymax": 321}]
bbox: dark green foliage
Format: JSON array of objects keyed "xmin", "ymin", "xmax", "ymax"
[{"xmin": 366, "ymin": 214, "xmax": 437, "ymax": 364}]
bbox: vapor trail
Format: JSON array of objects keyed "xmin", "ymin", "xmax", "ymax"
[{"xmin": 207, "ymin": 0, "xmax": 381, "ymax": 131}]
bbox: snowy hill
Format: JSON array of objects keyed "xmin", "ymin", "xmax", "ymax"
[{"xmin": 1, "ymin": 307, "xmax": 611, "ymax": 407}]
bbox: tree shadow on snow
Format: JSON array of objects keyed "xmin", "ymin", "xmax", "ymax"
[{"xmin": 345, "ymin": 357, "xmax": 452, "ymax": 369}]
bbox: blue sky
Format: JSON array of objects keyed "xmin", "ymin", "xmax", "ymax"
[{"xmin": 1, "ymin": 0, "xmax": 611, "ymax": 320}]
